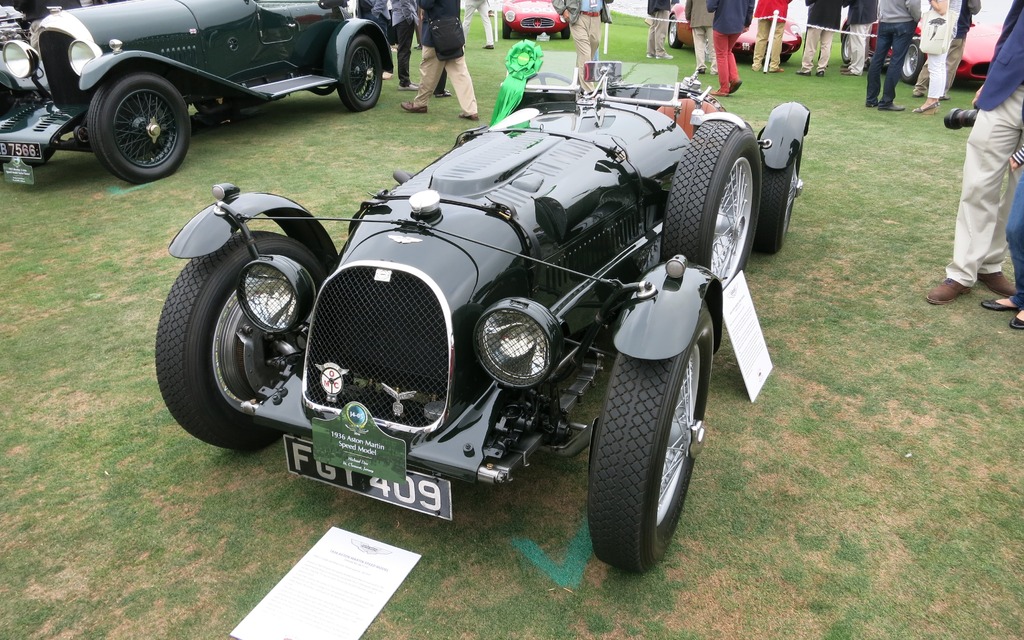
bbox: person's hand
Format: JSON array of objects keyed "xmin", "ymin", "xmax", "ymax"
[
  {"xmin": 1012, "ymin": 157, "xmax": 1021, "ymax": 171},
  {"xmin": 973, "ymin": 86, "xmax": 982, "ymax": 107},
  {"xmin": 562, "ymin": 9, "xmax": 569, "ymax": 20}
]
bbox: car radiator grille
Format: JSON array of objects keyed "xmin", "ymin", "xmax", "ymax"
[
  {"xmin": 523, "ymin": 17, "xmax": 556, "ymax": 28},
  {"xmin": 39, "ymin": 32, "xmax": 89, "ymax": 105},
  {"xmin": 304, "ymin": 264, "xmax": 451, "ymax": 430}
]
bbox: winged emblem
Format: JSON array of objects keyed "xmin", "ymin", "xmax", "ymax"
[{"xmin": 380, "ymin": 383, "xmax": 417, "ymax": 417}]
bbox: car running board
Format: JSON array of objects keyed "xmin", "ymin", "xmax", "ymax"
[{"xmin": 248, "ymin": 75, "xmax": 337, "ymax": 99}]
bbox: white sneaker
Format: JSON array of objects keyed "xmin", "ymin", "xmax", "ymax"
[{"xmin": 655, "ymin": 53, "xmax": 673, "ymax": 60}]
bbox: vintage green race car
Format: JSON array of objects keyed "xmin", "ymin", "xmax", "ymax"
[{"xmin": 0, "ymin": 0, "xmax": 391, "ymax": 183}]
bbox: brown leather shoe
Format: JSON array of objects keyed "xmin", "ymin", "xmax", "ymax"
[
  {"xmin": 977, "ymin": 271, "xmax": 1016, "ymax": 297},
  {"xmin": 401, "ymin": 102, "xmax": 427, "ymax": 113},
  {"xmin": 926, "ymin": 278, "xmax": 971, "ymax": 305},
  {"xmin": 458, "ymin": 113, "xmax": 479, "ymax": 121}
]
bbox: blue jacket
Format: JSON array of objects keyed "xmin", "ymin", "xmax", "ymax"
[
  {"xmin": 846, "ymin": 0, "xmax": 876, "ymax": 25},
  {"xmin": 419, "ymin": 0, "xmax": 461, "ymax": 48},
  {"xmin": 707, "ymin": 0, "xmax": 754, "ymax": 34},
  {"xmin": 977, "ymin": 0, "xmax": 1024, "ymax": 111}
]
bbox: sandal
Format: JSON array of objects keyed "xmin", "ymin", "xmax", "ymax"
[{"xmin": 912, "ymin": 102, "xmax": 940, "ymax": 114}]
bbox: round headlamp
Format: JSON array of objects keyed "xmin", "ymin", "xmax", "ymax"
[
  {"xmin": 236, "ymin": 255, "xmax": 315, "ymax": 333},
  {"xmin": 474, "ymin": 298, "xmax": 562, "ymax": 388},
  {"xmin": 2, "ymin": 40, "xmax": 40, "ymax": 79},
  {"xmin": 504, "ymin": 10, "xmax": 516, "ymax": 22},
  {"xmin": 69, "ymin": 39, "xmax": 102, "ymax": 76}
]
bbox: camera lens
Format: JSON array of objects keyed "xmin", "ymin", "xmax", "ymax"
[{"xmin": 944, "ymin": 108, "xmax": 978, "ymax": 130}]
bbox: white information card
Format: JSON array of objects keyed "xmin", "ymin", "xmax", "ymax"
[
  {"xmin": 231, "ymin": 527, "xmax": 421, "ymax": 640},
  {"xmin": 721, "ymin": 271, "xmax": 773, "ymax": 402}
]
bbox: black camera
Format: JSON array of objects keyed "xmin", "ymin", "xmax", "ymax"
[{"xmin": 944, "ymin": 108, "xmax": 978, "ymax": 130}]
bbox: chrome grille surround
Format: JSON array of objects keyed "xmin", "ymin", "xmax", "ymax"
[
  {"xmin": 302, "ymin": 260, "xmax": 454, "ymax": 435},
  {"xmin": 522, "ymin": 17, "xmax": 556, "ymax": 28}
]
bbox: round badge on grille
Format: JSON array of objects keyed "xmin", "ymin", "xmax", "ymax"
[{"xmin": 316, "ymin": 362, "xmax": 347, "ymax": 403}]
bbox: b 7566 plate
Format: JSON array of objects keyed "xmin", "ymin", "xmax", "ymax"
[{"xmin": 0, "ymin": 141, "xmax": 42, "ymax": 160}]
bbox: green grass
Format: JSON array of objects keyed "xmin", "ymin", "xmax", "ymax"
[{"xmin": 2, "ymin": 13, "xmax": 1022, "ymax": 640}]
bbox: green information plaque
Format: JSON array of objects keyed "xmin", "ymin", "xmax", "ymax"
[
  {"xmin": 3, "ymin": 158, "xmax": 34, "ymax": 185},
  {"xmin": 311, "ymin": 402, "xmax": 407, "ymax": 484}
]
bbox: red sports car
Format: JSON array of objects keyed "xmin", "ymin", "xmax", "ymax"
[
  {"xmin": 502, "ymin": 0, "xmax": 571, "ymax": 39},
  {"xmin": 840, "ymin": 20, "xmax": 998, "ymax": 84},
  {"xmin": 668, "ymin": 3, "xmax": 803, "ymax": 62}
]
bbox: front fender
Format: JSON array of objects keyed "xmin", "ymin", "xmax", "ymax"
[
  {"xmin": 759, "ymin": 101, "xmax": 810, "ymax": 171},
  {"xmin": 78, "ymin": 51, "xmax": 266, "ymax": 99},
  {"xmin": 324, "ymin": 18, "xmax": 394, "ymax": 79},
  {"xmin": 612, "ymin": 260, "xmax": 723, "ymax": 360},
  {"xmin": 168, "ymin": 192, "xmax": 339, "ymax": 269}
]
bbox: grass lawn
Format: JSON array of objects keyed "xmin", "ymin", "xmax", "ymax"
[{"xmin": 1, "ymin": 13, "xmax": 1021, "ymax": 640}]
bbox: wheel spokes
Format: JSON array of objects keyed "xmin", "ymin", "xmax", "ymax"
[
  {"xmin": 112, "ymin": 90, "xmax": 176, "ymax": 167},
  {"xmin": 657, "ymin": 345, "xmax": 700, "ymax": 523},
  {"xmin": 711, "ymin": 158, "xmax": 753, "ymax": 282}
]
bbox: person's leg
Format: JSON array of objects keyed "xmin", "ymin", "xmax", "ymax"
[
  {"xmin": 865, "ymin": 24, "xmax": 892, "ymax": 105},
  {"xmin": 942, "ymin": 37, "xmax": 965, "ymax": 96},
  {"xmin": 652, "ymin": 10, "xmax": 669, "ymax": 57},
  {"xmin": 848, "ymin": 23, "xmax": 869, "ymax": 74},
  {"xmin": 479, "ymin": 0, "xmax": 494, "ymax": 46},
  {"xmin": 462, "ymin": 0, "xmax": 478, "ymax": 35},
  {"xmin": 434, "ymin": 70, "xmax": 449, "ymax": 95},
  {"xmin": 1006, "ymin": 176, "xmax": 1024, "ymax": 309},
  {"xmin": 817, "ymin": 30, "xmax": 834, "ymax": 72},
  {"xmin": 396, "ymin": 20, "xmax": 415, "ymax": 86},
  {"xmin": 914, "ymin": 55, "xmax": 930, "ymax": 95},
  {"xmin": 647, "ymin": 15, "xmax": 659, "ymax": 57},
  {"xmin": 800, "ymin": 28, "xmax": 820, "ymax": 72},
  {"xmin": 881, "ymin": 21, "xmax": 914, "ymax": 105},
  {"xmin": 768, "ymin": 20, "xmax": 785, "ymax": 71},
  {"xmin": 752, "ymin": 19, "xmax": 769, "ymax": 70},
  {"xmin": 947, "ymin": 88, "xmax": 1024, "ymax": 285},
  {"xmin": 926, "ymin": 51, "xmax": 946, "ymax": 100},
  {"xmin": 410, "ymin": 47, "xmax": 441, "ymax": 108},
  {"xmin": 446, "ymin": 56, "xmax": 478, "ymax": 116},
  {"xmin": 712, "ymin": 30, "xmax": 732, "ymax": 91},
  {"xmin": 693, "ymin": 26, "xmax": 709, "ymax": 71},
  {"xmin": 572, "ymin": 16, "xmax": 595, "ymax": 89},
  {"xmin": 726, "ymin": 33, "xmax": 740, "ymax": 85}
]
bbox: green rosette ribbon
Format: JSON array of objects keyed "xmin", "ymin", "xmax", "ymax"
[{"xmin": 489, "ymin": 41, "xmax": 544, "ymax": 126}]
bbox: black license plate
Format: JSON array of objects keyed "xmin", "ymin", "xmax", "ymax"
[
  {"xmin": 0, "ymin": 141, "xmax": 42, "ymax": 161},
  {"xmin": 284, "ymin": 434, "xmax": 453, "ymax": 520}
]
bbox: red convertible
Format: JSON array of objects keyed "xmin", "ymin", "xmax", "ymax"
[
  {"xmin": 668, "ymin": 2, "xmax": 803, "ymax": 62},
  {"xmin": 840, "ymin": 19, "xmax": 998, "ymax": 84}
]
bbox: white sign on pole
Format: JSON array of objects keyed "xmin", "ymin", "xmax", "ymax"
[
  {"xmin": 721, "ymin": 271, "xmax": 773, "ymax": 401},
  {"xmin": 231, "ymin": 527, "xmax": 421, "ymax": 640}
]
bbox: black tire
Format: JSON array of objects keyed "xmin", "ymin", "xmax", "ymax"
[
  {"xmin": 87, "ymin": 72, "xmax": 190, "ymax": 184},
  {"xmin": 338, "ymin": 34, "xmax": 383, "ymax": 112},
  {"xmin": 588, "ymin": 305, "xmax": 714, "ymax": 573},
  {"xmin": 840, "ymin": 28, "xmax": 851, "ymax": 65},
  {"xmin": 502, "ymin": 21, "xmax": 512, "ymax": 40},
  {"xmin": 155, "ymin": 232, "xmax": 327, "ymax": 450},
  {"xmin": 901, "ymin": 39, "xmax": 924, "ymax": 85},
  {"xmin": 561, "ymin": 25, "xmax": 571, "ymax": 39},
  {"xmin": 753, "ymin": 148, "xmax": 800, "ymax": 254},
  {"xmin": 663, "ymin": 119, "xmax": 761, "ymax": 285},
  {"xmin": 667, "ymin": 14, "xmax": 682, "ymax": 49},
  {"xmin": 779, "ymin": 53, "xmax": 791, "ymax": 63}
]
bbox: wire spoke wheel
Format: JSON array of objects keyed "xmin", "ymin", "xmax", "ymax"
[
  {"xmin": 710, "ymin": 157, "xmax": 753, "ymax": 279},
  {"xmin": 338, "ymin": 34, "xmax": 383, "ymax": 111},
  {"xmin": 112, "ymin": 90, "xmax": 178, "ymax": 167}
]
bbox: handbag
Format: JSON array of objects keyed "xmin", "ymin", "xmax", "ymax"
[
  {"xmin": 429, "ymin": 16, "xmax": 466, "ymax": 60},
  {"xmin": 919, "ymin": 7, "xmax": 954, "ymax": 54}
]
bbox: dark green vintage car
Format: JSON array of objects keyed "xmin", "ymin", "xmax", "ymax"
[{"xmin": 0, "ymin": 0, "xmax": 391, "ymax": 183}]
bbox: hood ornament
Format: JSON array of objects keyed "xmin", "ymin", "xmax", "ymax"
[
  {"xmin": 380, "ymin": 383, "xmax": 416, "ymax": 417},
  {"xmin": 388, "ymin": 234, "xmax": 423, "ymax": 244}
]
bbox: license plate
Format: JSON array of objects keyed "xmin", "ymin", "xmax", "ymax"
[
  {"xmin": 0, "ymin": 141, "xmax": 42, "ymax": 161},
  {"xmin": 284, "ymin": 434, "xmax": 453, "ymax": 520}
]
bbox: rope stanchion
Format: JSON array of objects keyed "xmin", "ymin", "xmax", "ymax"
[{"xmin": 761, "ymin": 10, "xmax": 780, "ymax": 73}]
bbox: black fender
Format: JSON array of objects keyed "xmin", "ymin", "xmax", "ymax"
[
  {"xmin": 79, "ymin": 51, "xmax": 272, "ymax": 100},
  {"xmin": 758, "ymin": 102, "xmax": 810, "ymax": 171},
  {"xmin": 168, "ymin": 192, "xmax": 338, "ymax": 270},
  {"xmin": 612, "ymin": 259, "xmax": 723, "ymax": 361},
  {"xmin": 324, "ymin": 18, "xmax": 394, "ymax": 78}
]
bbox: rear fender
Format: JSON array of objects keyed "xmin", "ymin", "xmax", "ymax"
[
  {"xmin": 759, "ymin": 101, "xmax": 810, "ymax": 171},
  {"xmin": 323, "ymin": 18, "xmax": 394, "ymax": 78},
  {"xmin": 612, "ymin": 260, "xmax": 723, "ymax": 360},
  {"xmin": 168, "ymin": 192, "xmax": 338, "ymax": 270}
]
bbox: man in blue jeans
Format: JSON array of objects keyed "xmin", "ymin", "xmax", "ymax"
[{"xmin": 865, "ymin": 0, "xmax": 920, "ymax": 111}]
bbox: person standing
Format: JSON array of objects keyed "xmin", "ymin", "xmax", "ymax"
[
  {"xmin": 842, "ymin": 0, "xmax": 877, "ymax": 75},
  {"xmin": 751, "ymin": 0, "xmax": 791, "ymax": 73},
  {"xmin": 463, "ymin": 0, "xmax": 495, "ymax": 49},
  {"xmin": 979, "ymin": 144, "xmax": 1024, "ymax": 329},
  {"xmin": 913, "ymin": 0, "xmax": 980, "ymax": 98},
  {"xmin": 926, "ymin": 0, "xmax": 1024, "ymax": 304},
  {"xmin": 400, "ymin": 0, "xmax": 479, "ymax": 120},
  {"xmin": 552, "ymin": 0, "xmax": 614, "ymax": 91},
  {"xmin": 797, "ymin": 0, "xmax": 845, "ymax": 77},
  {"xmin": 394, "ymin": 0, "xmax": 419, "ymax": 90},
  {"xmin": 864, "ymin": 0, "xmax": 920, "ymax": 111},
  {"xmin": 708, "ymin": 0, "xmax": 754, "ymax": 96},
  {"xmin": 647, "ymin": 0, "xmax": 673, "ymax": 59},
  {"xmin": 686, "ymin": 0, "xmax": 718, "ymax": 74},
  {"xmin": 913, "ymin": 0, "xmax": 961, "ymax": 114}
]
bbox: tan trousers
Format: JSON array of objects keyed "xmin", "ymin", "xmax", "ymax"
[
  {"xmin": 691, "ymin": 25, "xmax": 716, "ymax": 73},
  {"xmin": 647, "ymin": 10, "xmax": 669, "ymax": 57},
  {"xmin": 751, "ymin": 18, "xmax": 785, "ymax": 72},
  {"xmin": 572, "ymin": 13, "xmax": 602, "ymax": 90},
  {"xmin": 800, "ymin": 27, "xmax": 834, "ymax": 73},
  {"xmin": 947, "ymin": 85, "xmax": 1024, "ymax": 284},
  {"xmin": 412, "ymin": 46, "xmax": 478, "ymax": 116},
  {"xmin": 846, "ymin": 23, "xmax": 871, "ymax": 74}
]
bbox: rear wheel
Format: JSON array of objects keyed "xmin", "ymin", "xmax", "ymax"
[
  {"xmin": 840, "ymin": 29, "xmax": 851, "ymax": 65},
  {"xmin": 155, "ymin": 232, "xmax": 326, "ymax": 450},
  {"xmin": 338, "ymin": 34, "xmax": 383, "ymax": 112},
  {"xmin": 901, "ymin": 39, "xmax": 924, "ymax": 84},
  {"xmin": 663, "ymin": 119, "xmax": 761, "ymax": 285},
  {"xmin": 753, "ymin": 148, "xmax": 801, "ymax": 254},
  {"xmin": 667, "ymin": 14, "xmax": 682, "ymax": 49},
  {"xmin": 588, "ymin": 305, "xmax": 714, "ymax": 572},
  {"xmin": 87, "ymin": 72, "xmax": 190, "ymax": 184}
]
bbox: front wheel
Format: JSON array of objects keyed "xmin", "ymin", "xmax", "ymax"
[
  {"xmin": 155, "ymin": 232, "xmax": 327, "ymax": 450},
  {"xmin": 667, "ymin": 15, "xmax": 682, "ymax": 49},
  {"xmin": 87, "ymin": 72, "xmax": 190, "ymax": 184},
  {"xmin": 338, "ymin": 34, "xmax": 383, "ymax": 112},
  {"xmin": 502, "ymin": 21, "xmax": 512, "ymax": 39},
  {"xmin": 901, "ymin": 39, "xmax": 924, "ymax": 84},
  {"xmin": 561, "ymin": 25, "xmax": 571, "ymax": 39},
  {"xmin": 588, "ymin": 305, "xmax": 714, "ymax": 572},
  {"xmin": 663, "ymin": 119, "xmax": 761, "ymax": 286},
  {"xmin": 753, "ymin": 149, "xmax": 801, "ymax": 254},
  {"xmin": 840, "ymin": 31, "xmax": 851, "ymax": 65}
]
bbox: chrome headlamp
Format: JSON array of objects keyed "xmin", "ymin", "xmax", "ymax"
[
  {"xmin": 69, "ymin": 39, "xmax": 102, "ymax": 75},
  {"xmin": 236, "ymin": 255, "xmax": 315, "ymax": 333},
  {"xmin": 2, "ymin": 40, "xmax": 39, "ymax": 78},
  {"xmin": 475, "ymin": 298, "xmax": 562, "ymax": 388},
  {"xmin": 504, "ymin": 10, "xmax": 516, "ymax": 22}
]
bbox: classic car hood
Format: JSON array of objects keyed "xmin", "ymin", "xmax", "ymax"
[
  {"xmin": 40, "ymin": 0, "xmax": 199, "ymax": 48},
  {"xmin": 505, "ymin": 0, "xmax": 559, "ymax": 13}
]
